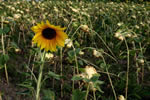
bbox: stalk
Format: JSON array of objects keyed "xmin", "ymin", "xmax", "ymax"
[
  {"xmin": 36, "ymin": 51, "xmax": 45, "ymax": 100},
  {"xmin": 1, "ymin": 16, "xmax": 9, "ymax": 84},
  {"xmin": 124, "ymin": 38, "xmax": 129, "ymax": 100}
]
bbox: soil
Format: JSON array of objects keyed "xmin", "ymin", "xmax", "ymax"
[{"xmin": 0, "ymin": 78, "xmax": 31, "ymax": 100}]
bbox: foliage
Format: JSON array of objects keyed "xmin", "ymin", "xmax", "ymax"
[{"xmin": 0, "ymin": 0, "xmax": 150, "ymax": 100}]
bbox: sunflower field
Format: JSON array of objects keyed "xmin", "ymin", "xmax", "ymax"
[{"xmin": 0, "ymin": 0, "xmax": 150, "ymax": 100}]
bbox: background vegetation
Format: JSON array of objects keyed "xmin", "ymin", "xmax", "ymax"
[{"xmin": 0, "ymin": 0, "xmax": 150, "ymax": 100}]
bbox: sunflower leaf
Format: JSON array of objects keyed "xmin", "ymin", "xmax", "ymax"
[
  {"xmin": 48, "ymin": 71, "xmax": 61, "ymax": 80},
  {"xmin": 0, "ymin": 54, "xmax": 9, "ymax": 65},
  {"xmin": 0, "ymin": 27, "xmax": 10, "ymax": 35},
  {"xmin": 90, "ymin": 74, "xmax": 100, "ymax": 82},
  {"xmin": 72, "ymin": 89, "xmax": 86, "ymax": 100},
  {"xmin": 3, "ymin": 27, "xmax": 10, "ymax": 34},
  {"xmin": 0, "ymin": 29, "xmax": 3, "ymax": 35},
  {"xmin": 72, "ymin": 75, "xmax": 82, "ymax": 81},
  {"xmin": 43, "ymin": 89, "xmax": 55, "ymax": 100}
]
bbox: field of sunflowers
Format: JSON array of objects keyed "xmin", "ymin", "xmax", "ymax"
[{"xmin": 0, "ymin": 0, "xmax": 150, "ymax": 100}]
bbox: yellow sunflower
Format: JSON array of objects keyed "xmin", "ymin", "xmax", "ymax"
[{"xmin": 31, "ymin": 20, "xmax": 68, "ymax": 52}]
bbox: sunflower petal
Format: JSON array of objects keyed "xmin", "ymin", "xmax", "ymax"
[
  {"xmin": 56, "ymin": 36, "xmax": 65, "ymax": 47},
  {"xmin": 32, "ymin": 33, "xmax": 41, "ymax": 40},
  {"xmin": 37, "ymin": 23, "xmax": 42, "ymax": 29},
  {"xmin": 31, "ymin": 26, "xmax": 38, "ymax": 32},
  {"xmin": 45, "ymin": 41, "xmax": 49, "ymax": 51},
  {"xmin": 31, "ymin": 20, "xmax": 68, "ymax": 52},
  {"xmin": 51, "ymin": 39, "xmax": 56, "ymax": 51},
  {"xmin": 53, "ymin": 41, "xmax": 57, "ymax": 51},
  {"xmin": 46, "ymin": 20, "xmax": 51, "ymax": 25},
  {"xmin": 40, "ymin": 40, "xmax": 46, "ymax": 50},
  {"xmin": 49, "ymin": 41, "xmax": 53, "ymax": 51},
  {"xmin": 56, "ymin": 26, "xmax": 66, "ymax": 31},
  {"xmin": 37, "ymin": 38, "xmax": 43, "ymax": 47},
  {"xmin": 41, "ymin": 21, "xmax": 44, "ymax": 25},
  {"xmin": 57, "ymin": 31, "xmax": 68, "ymax": 40}
]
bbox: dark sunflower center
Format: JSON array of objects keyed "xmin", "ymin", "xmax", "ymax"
[{"xmin": 42, "ymin": 28, "xmax": 56, "ymax": 39}]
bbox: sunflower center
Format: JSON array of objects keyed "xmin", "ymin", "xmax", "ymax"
[{"xmin": 42, "ymin": 28, "xmax": 56, "ymax": 39}]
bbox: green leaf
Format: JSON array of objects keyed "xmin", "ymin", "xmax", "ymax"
[
  {"xmin": 100, "ymin": 63, "xmax": 107, "ymax": 69},
  {"xmin": 92, "ymin": 80, "xmax": 104, "ymax": 93},
  {"xmin": 79, "ymin": 68, "xmax": 85, "ymax": 72},
  {"xmin": 0, "ymin": 65, "xmax": 4, "ymax": 69},
  {"xmin": 75, "ymin": 48, "xmax": 80, "ymax": 55},
  {"xmin": 48, "ymin": 71, "xmax": 61, "ymax": 80},
  {"xmin": 17, "ymin": 83, "xmax": 34, "ymax": 90},
  {"xmin": 83, "ymin": 78, "xmax": 90, "ymax": 83},
  {"xmin": 74, "ymin": 41, "xmax": 80, "ymax": 47},
  {"xmin": 95, "ymin": 80, "xmax": 104, "ymax": 85},
  {"xmin": 133, "ymin": 36, "xmax": 143, "ymax": 43},
  {"xmin": 68, "ymin": 48, "xmax": 80, "ymax": 58},
  {"xmin": 43, "ymin": 90, "xmax": 55, "ymax": 100},
  {"xmin": 0, "ymin": 54, "xmax": 9, "ymax": 65},
  {"xmin": 72, "ymin": 75, "xmax": 82, "ymax": 81},
  {"xmin": 68, "ymin": 50, "xmax": 75, "ymax": 58},
  {"xmin": 0, "ymin": 10, "xmax": 4, "ymax": 16},
  {"xmin": 0, "ymin": 28, "xmax": 3, "ymax": 35},
  {"xmin": 72, "ymin": 89, "xmax": 86, "ymax": 100},
  {"xmin": 0, "ymin": 27, "xmax": 10, "ymax": 35},
  {"xmin": 129, "ymin": 50, "xmax": 136, "ymax": 56},
  {"xmin": 16, "ymin": 90, "xmax": 30, "ymax": 95},
  {"xmin": 90, "ymin": 74, "xmax": 100, "ymax": 82},
  {"xmin": 3, "ymin": 27, "xmax": 10, "ymax": 34},
  {"xmin": 78, "ymin": 60, "xmax": 83, "ymax": 66},
  {"xmin": 10, "ymin": 42, "xmax": 19, "ymax": 49},
  {"xmin": 96, "ymin": 86, "xmax": 104, "ymax": 93},
  {"xmin": 72, "ymin": 22, "xmax": 79, "ymax": 28},
  {"xmin": 33, "ymin": 61, "xmax": 43, "ymax": 65}
]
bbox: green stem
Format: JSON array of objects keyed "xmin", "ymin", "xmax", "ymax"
[
  {"xmin": 1, "ymin": 16, "xmax": 9, "ymax": 84},
  {"xmin": 36, "ymin": 51, "xmax": 45, "ymax": 100},
  {"xmin": 139, "ymin": 43, "xmax": 144, "ymax": 84},
  {"xmin": 72, "ymin": 44, "xmax": 79, "ymax": 74},
  {"xmin": 101, "ymin": 56, "xmax": 117, "ymax": 100},
  {"xmin": 72, "ymin": 44, "xmax": 79, "ymax": 92},
  {"xmin": 93, "ymin": 90, "xmax": 96, "ymax": 100},
  {"xmin": 124, "ymin": 38, "xmax": 129, "ymax": 100},
  {"xmin": 60, "ymin": 48, "xmax": 63, "ymax": 98},
  {"xmin": 85, "ymin": 84, "xmax": 90, "ymax": 100},
  {"xmin": 132, "ymin": 42, "xmax": 139, "ymax": 84},
  {"xmin": 92, "ymin": 30, "xmax": 116, "ymax": 60}
]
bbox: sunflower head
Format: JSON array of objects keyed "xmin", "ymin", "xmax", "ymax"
[{"xmin": 31, "ymin": 20, "xmax": 68, "ymax": 52}]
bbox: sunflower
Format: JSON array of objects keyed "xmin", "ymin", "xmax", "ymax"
[{"xmin": 31, "ymin": 20, "xmax": 68, "ymax": 52}]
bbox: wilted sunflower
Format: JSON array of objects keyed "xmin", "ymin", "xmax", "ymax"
[{"xmin": 31, "ymin": 20, "xmax": 68, "ymax": 52}]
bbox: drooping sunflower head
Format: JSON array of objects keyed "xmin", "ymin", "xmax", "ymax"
[{"xmin": 31, "ymin": 20, "xmax": 68, "ymax": 52}]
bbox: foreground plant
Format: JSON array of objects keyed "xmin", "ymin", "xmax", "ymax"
[
  {"xmin": 31, "ymin": 20, "xmax": 68, "ymax": 100},
  {"xmin": 72, "ymin": 66, "xmax": 104, "ymax": 100}
]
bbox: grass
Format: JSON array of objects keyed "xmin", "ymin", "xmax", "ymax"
[{"xmin": 0, "ymin": 0, "xmax": 150, "ymax": 100}]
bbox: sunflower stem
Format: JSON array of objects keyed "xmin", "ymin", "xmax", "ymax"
[
  {"xmin": 125, "ymin": 38, "xmax": 130, "ymax": 100},
  {"xmin": 1, "ymin": 16, "xmax": 9, "ymax": 85},
  {"xmin": 72, "ymin": 44, "xmax": 81, "ymax": 89},
  {"xmin": 92, "ymin": 30, "xmax": 117, "ymax": 62},
  {"xmin": 36, "ymin": 51, "xmax": 45, "ymax": 100},
  {"xmin": 60, "ymin": 48, "xmax": 63, "ymax": 98},
  {"xmin": 101, "ymin": 55, "xmax": 117, "ymax": 100},
  {"xmin": 72, "ymin": 44, "xmax": 79, "ymax": 92},
  {"xmin": 93, "ymin": 90, "xmax": 96, "ymax": 100},
  {"xmin": 85, "ymin": 84, "xmax": 90, "ymax": 100}
]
